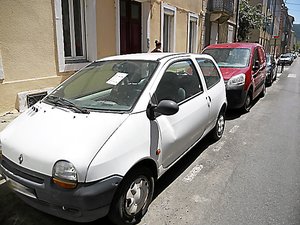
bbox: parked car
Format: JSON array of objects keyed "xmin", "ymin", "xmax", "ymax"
[
  {"xmin": 0, "ymin": 53, "xmax": 227, "ymax": 224},
  {"xmin": 203, "ymin": 43, "xmax": 267, "ymax": 112},
  {"xmin": 277, "ymin": 53, "xmax": 294, "ymax": 65},
  {"xmin": 266, "ymin": 53, "xmax": 277, "ymax": 86}
]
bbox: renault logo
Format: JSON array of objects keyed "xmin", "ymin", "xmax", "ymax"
[{"xmin": 18, "ymin": 154, "xmax": 23, "ymax": 164}]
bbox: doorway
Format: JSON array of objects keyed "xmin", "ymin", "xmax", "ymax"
[{"xmin": 120, "ymin": 0, "xmax": 142, "ymax": 54}]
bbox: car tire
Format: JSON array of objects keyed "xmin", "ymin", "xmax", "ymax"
[
  {"xmin": 210, "ymin": 110, "xmax": 226, "ymax": 141},
  {"xmin": 108, "ymin": 167, "xmax": 154, "ymax": 225},
  {"xmin": 266, "ymin": 75, "xmax": 272, "ymax": 87},
  {"xmin": 273, "ymin": 68, "xmax": 277, "ymax": 81},
  {"xmin": 242, "ymin": 91, "xmax": 252, "ymax": 113}
]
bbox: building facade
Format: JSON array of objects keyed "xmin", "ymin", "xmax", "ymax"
[
  {"xmin": 246, "ymin": 0, "xmax": 295, "ymax": 56},
  {"xmin": 0, "ymin": 0, "xmax": 207, "ymax": 113},
  {"xmin": 204, "ymin": 0, "xmax": 237, "ymax": 47}
]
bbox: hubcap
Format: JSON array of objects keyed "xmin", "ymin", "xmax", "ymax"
[
  {"xmin": 124, "ymin": 177, "xmax": 150, "ymax": 216},
  {"xmin": 217, "ymin": 115, "xmax": 225, "ymax": 137}
]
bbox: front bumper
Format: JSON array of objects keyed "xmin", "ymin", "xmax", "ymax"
[
  {"xmin": 225, "ymin": 84, "xmax": 247, "ymax": 109},
  {"xmin": 278, "ymin": 60, "xmax": 292, "ymax": 65},
  {"xmin": 0, "ymin": 156, "xmax": 122, "ymax": 222}
]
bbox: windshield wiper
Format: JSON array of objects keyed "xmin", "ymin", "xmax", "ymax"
[{"xmin": 45, "ymin": 95, "xmax": 90, "ymax": 114}]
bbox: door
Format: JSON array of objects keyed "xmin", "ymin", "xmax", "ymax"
[
  {"xmin": 252, "ymin": 47, "xmax": 265, "ymax": 97},
  {"xmin": 196, "ymin": 58, "xmax": 223, "ymax": 128},
  {"xmin": 120, "ymin": 0, "xmax": 141, "ymax": 54},
  {"xmin": 252, "ymin": 48, "xmax": 262, "ymax": 96},
  {"xmin": 153, "ymin": 59, "xmax": 210, "ymax": 168}
]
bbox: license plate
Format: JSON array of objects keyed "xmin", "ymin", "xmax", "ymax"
[{"xmin": 7, "ymin": 178, "xmax": 36, "ymax": 199}]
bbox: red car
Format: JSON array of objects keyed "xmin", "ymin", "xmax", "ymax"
[{"xmin": 203, "ymin": 43, "xmax": 266, "ymax": 112}]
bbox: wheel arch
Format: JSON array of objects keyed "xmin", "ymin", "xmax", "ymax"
[{"xmin": 125, "ymin": 158, "xmax": 158, "ymax": 181}]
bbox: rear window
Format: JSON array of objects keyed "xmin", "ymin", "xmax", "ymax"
[{"xmin": 203, "ymin": 48, "xmax": 251, "ymax": 68}]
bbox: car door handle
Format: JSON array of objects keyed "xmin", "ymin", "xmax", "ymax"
[{"xmin": 206, "ymin": 96, "xmax": 211, "ymax": 107}]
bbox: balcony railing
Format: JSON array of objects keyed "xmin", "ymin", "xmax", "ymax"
[{"xmin": 210, "ymin": 0, "xmax": 234, "ymax": 16}]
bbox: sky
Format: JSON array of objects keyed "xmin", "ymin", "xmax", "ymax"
[{"xmin": 286, "ymin": 0, "xmax": 300, "ymax": 24}]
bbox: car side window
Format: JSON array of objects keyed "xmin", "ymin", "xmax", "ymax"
[
  {"xmin": 258, "ymin": 47, "xmax": 265, "ymax": 64},
  {"xmin": 197, "ymin": 59, "xmax": 221, "ymax": 89},
  {"xmin": 253, "ymin": 48, "xmax": 260, "ymax": 66},
  {"xmin": 155, "ymin": 60, "xmax": 203, "ymax": 104}
]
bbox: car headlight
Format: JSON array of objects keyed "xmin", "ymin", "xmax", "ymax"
[
  {"xmin": 52, "ymin": 160, "xmax": 78, "ymax": 189},
  {"xmin": 227, "ymin": 73, "xmax": 245, "ymax": 86}
]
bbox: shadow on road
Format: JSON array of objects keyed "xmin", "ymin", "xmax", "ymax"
[
  {"xmin": 225, "ymin": 94, "xmax": 262, "ymax": 121},
  {"xmin": 152, "ymin": 135, "xmax": 214, "ymax": 199}
]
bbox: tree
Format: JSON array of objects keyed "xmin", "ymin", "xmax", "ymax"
[{"xmin": 238, "ymin": 0, "xmax": 264, "ymax": 41}]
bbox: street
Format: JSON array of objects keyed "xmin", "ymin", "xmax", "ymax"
[{"xmin": 0, "ymin": 59, "xmax": 300, "ymax": 225}]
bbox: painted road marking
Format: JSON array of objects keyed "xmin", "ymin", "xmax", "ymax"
[
  {"xmin": 229, "ymin": 125, "xmax": 239, "ymax": 134},
  {"xmin": 288, "ymin": 74, "xmax": 296, "ymax": 78},
  {"xmin": 183, "ymin": 165, "xmax": 203, "ymax": 183}
]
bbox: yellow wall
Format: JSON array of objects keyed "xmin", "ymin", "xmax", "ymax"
[
  {"xmin": 0, "ymin": 0, "xmax": 58, "ymax": 82},
  {"xmin": 149, "ymin": 0, "xmax": 205, "ymax": 52},
  {"xmin": 0, "ymin": 0, "xmax": 61, "ymax": 113},
  {"xmin": 97, "ymin": 0, "xmax": 117, "ymax": 58},
  {"xmin": 150, "ymin": 0, "xmax": 162, "ymax": 51},
  {"xmin": 176, "ymin": 9, "xmax": 188, "ymax": 52}
]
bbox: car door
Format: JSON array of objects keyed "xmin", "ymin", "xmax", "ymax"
[
  {"xmin": 196, "ymin": 58, "xmax": 224, "ymax": 129},
  {"xmin": 153, "ymin": 59, "xmax": 210, "ymax": 168},
  {"xmin": 252, "ymin": 47, "xmax": 262, "ymax": 97}
]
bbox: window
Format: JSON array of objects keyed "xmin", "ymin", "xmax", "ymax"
[
  {"xmin": 62, "ymin": 0, "xmax": 86, "ymax": 61},
  {"xmin": 197, "ymin": 59, "xmax": 221, "ymax": 89},
  {"xmin": 155, "ymin": 60, "xmax": 202, "ymax": 104},
  {"xmin": 203, "ymin": 48, "xmax": 251, "ymax": 68},
  {"xmin": 161, "ymin": 4, "xmax": 176, "ymax": 52},
  {"xmin": 188, "ymin": 13, "xmax": 199, "ymax": 53},
  {"xmin": 253, "ymin": 48, "xmax": 260, "ymax": 65},
  {"xmin": 54, "ymin": 0, "xmax": 97, "ymax": 72}
]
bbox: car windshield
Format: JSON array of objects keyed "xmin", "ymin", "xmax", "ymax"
[
  {"xmin": 280, "ymin": 54, "xmax": 291, "ymax": 58},
  {"xmin": 203, "ymin": 48, "xmax": 251, "ymax": 68},
  {"xmin": 44, "ymin": 60, "xmax": 159, "ymax": 112}
]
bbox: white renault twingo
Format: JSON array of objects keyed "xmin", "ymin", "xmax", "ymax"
[{"xmin": 0, "ymin": 53, "xmax": 226, "ymax": 224}]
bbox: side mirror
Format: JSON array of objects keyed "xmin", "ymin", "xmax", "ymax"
[{"xmin": 147, "ymin": 100, "xmax": 179, "ymax": 120}]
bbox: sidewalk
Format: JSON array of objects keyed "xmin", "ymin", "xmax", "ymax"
[
  {"xmin": 0, "ymin": 110, "xmax": 20, "ymax": 133},
  {"xmin": 0, "ymin": 110, "xmax": 20, "ymax": 159}
]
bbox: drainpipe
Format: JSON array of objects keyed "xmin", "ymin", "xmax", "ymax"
[{"xmin": 234, "ymin": 0, "xmax": 240, "ymax": 42}]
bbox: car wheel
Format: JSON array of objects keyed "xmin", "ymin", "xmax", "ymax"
[
  {"xmin": 273, "ymin": 71, "xmax": 277, "ymax": 81},
  {"xmin": 210, "ymin": 110, "xmax": 225, "ymax": 141},
  {"xmin": 242, "ymin": 91, "xmax": 252, "ymax": 113},
  {"xmin": 266, "ymin": 75, "xmax": 272, "ymax": 87},
  {"xmin": 108, "ymin": 167, "xmax": 154, "ymax": 225}
]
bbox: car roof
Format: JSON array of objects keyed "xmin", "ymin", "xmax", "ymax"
[
  {"xmin": 204, "ymin": 42, "xmax": 262, "ymax": 50},
  {"xmin": 97, "ymin": 52, "xmax": 213, "ymax": 62}
]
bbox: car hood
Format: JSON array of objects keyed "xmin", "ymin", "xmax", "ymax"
[
  {"xmin": 0, "ymin": 102, "xmax": 129, "ymax": 182},
  {"xmin": 219, "ymin": 67, "xmax": 249, "ymax": 81}
]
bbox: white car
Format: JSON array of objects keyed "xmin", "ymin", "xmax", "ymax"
[{"xmin": 0, "ymin": 53, "xmax": 227, "ymax": 224}]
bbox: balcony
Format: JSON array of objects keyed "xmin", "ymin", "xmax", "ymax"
[{"xmin": 209, "ymin": 0, "xmax": 234, "ymax": 23}]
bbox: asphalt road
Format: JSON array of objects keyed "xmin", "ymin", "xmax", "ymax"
[{"xmin": 0, "ymin": 59, "xmax": 299, "ymax": 225}]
